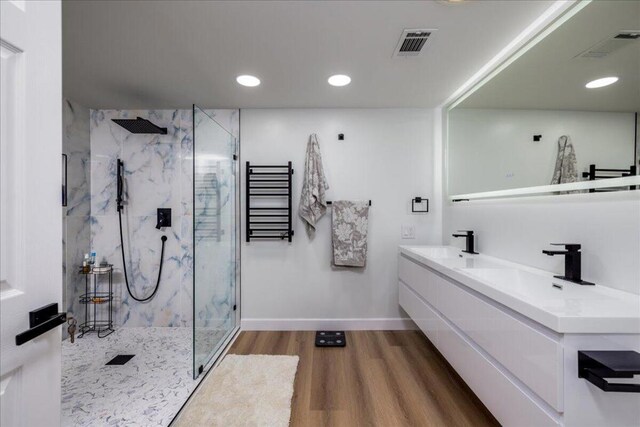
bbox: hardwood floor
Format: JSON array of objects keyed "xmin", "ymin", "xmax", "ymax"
[{"xmin": 229, "ymin": 330, "xmax": 500, "ymax": 427}]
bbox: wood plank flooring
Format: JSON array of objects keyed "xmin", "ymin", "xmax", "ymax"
[{"xmin": 229, "ymin": 330, "xmax": 500, "ymax": 427}]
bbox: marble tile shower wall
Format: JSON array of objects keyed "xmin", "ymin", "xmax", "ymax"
[
  {"xmin": 63, "ymin": 99, "xmax": 91, "ymax": 326},
  {"xmin": 89, "ymin": 109, "xmax": 238, "ymax": 327}
]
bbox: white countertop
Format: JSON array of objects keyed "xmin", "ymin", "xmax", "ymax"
[{"xmin": 399, "ymin": 246, "xmax": 640, "ymax": 334}]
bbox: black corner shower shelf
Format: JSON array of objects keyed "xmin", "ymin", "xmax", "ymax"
[
  {"xmin": 77, "ymin": 266, "xmax": 115, "ymax": 339},
  {"xmin": 246, "ymin": 161, "xmax": 294, "ymax": 242},
  {"xmin": 79, "ymin": 292, "xmax": 114, "ymax": 305}
]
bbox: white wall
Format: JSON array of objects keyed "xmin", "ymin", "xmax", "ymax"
[
  {"xmin": 241, "ymin": 109, "xmax": 438, "ymax": 329},
  {"xmin": 449, "ymin": 109, "xmax": 636, "ymax": 195}
]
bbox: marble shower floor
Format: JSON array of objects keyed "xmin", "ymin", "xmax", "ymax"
[{"xmin": 62, "ymin": 327, "xmax": 226, "ymax": 427}]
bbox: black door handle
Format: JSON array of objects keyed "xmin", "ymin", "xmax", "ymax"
[{"xmin": 15, "ymin": 303, "xmax": 67, "ymax": 346}]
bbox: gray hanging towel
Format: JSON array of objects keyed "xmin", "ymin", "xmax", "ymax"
[
  {"xmin": 332, "ymin": 200, "xmax": 370, "ymax": 267},
  {"xmin": 299, "ymin": 133, "xmax": 330, "ymax": 235},
  {"xmin": 550, "ymin": 135, "xmax": 578, "ymax": 185}
]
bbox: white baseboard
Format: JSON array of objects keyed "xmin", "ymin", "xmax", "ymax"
[{"xmin": 241, "ymin": 318, "xmax": 417, "ymax": 331}]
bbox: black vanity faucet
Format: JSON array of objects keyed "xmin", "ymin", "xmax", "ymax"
[
  {"xmin": 542, "ymin": 243, "xmax": 595, "ymax": 286},
  {"xmin": 452, "ymin": 230, "xmax": 479, "ymax": 254}
]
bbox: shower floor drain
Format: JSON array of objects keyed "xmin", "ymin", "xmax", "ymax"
[{"xmin": 106, "ymin": 355, "xmax": 135, "ymax": 365}]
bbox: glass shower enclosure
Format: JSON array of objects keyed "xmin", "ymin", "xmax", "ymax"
[{"xmin": 192, "ymin": 105, "xmax": 239, "ymax": 378}]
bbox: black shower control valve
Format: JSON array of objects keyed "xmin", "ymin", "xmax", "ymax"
[{"xmin": 156, "ymin": 208, "xmax": 172, "ymax": 229}]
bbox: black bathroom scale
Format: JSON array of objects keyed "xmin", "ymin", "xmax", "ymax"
[{"xmin": 315, "ymin": 331, "xmax": 346, "ymax": 347}]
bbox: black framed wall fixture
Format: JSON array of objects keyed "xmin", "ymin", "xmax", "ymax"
[
  {"xmin": 412, "ymin": 197, "xmax": 429, "ymax": 213},
  {"xmin": 246, "ymin": 162, "xmax": 294, "ymax": 242}
]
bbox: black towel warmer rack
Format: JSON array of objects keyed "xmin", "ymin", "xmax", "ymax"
[
  {"xmin": 582, "ymin": 164, "xmax": 637, "ymax": 192},
  {"xmin": 246, "ymin": 162, "xmax": 294, "ymax": 242}
]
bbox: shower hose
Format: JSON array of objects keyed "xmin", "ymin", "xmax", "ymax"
[
  {"xmin": 117, "ymin": 210, "xmax": 166, "ymax": 302},
  {"xmin": 117, "ymin": 175, "xmax": 166, "ymax": 302}
]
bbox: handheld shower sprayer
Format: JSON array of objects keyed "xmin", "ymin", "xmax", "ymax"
[
  {"xmin": 117, "ymin": 159, "xmax": 124, "ymax": 212},
  {"xmin": 116, "ymin": 158, "xmax": 167, "ymax": 302}
]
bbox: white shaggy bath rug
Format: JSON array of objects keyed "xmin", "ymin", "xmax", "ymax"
[{"xmin": 175, "ymin": 354, "xmax": 299, "ymax": 427}]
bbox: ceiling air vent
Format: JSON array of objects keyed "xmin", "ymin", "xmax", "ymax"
[
  {"xmin": 576, "ymin": 31, "xmax": 640, "ymax": 59},
  {"xmin": 393, "ymin": 29, "xmax": 435, "ymax": 57}
]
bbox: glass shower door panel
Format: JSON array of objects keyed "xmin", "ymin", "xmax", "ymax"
[{"xmin": 193, "ymin": 106, "xmax": 237, "ymax": 378}]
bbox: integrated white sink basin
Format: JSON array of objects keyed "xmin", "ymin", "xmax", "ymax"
[
  {"xmin": 460, "ymin": 268, "xmax": 587, "ymax": 301},
  {"xmin": 399, "ymin": 245, "xmax": 640, "ymax": 333},
  {"xmin": 438, "ymin": 257, "xmax": 504, "ymax": 270},
  {"xmin": 399, "ymin": 246, "xmax": 504, "ymax": 269},
  {"xmin": 405, "ymin": 246, "xmax": 461, "ymax": 259}
]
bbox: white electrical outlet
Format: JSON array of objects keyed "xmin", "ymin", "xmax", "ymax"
[{"xmin": 401, "ymin": 225, "xmax": 415, "ymax": 239}]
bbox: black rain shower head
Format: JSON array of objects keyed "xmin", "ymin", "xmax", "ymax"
[{"xmin": 112, "ymin": 117, "xmax": 168, "ymax": 135}]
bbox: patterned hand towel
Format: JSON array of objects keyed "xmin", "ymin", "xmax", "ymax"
[
  {"xmin": 550, "ymin": 135, "xmax": 578, "ymax": 184},
  {"xmin": 299, "ymin": 134, "xmax": 329, "ymax": 235},
  {"xmin": 332, "ymin": 201, "xmax": 369, "ymax": 267}
]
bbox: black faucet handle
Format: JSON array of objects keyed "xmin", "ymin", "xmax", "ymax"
[
  {"xmin": 550, "ymin": 243, "xmax": 581, "ymax": 251},
  {"xmin": 456, "ymin": 230, "xmax": 474, "ymax": 235}
]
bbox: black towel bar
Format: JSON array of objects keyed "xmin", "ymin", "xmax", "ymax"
[
  {"xmin": 578, "ymin": 350, "xmax": 640, "ymax": 393},
  {"xmin": 326, "ymin": 200, "xmax": 371, "ymax": 206}
]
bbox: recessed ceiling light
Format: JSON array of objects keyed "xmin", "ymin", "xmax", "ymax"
[
  {"xmin": 328, "ymin": 74, "xmax": 351, "ymax": 87},
  {"xmin": 236, "ymin": 75, "xmax": 261, "ymax": 87},
  {"xmin": 585, "ymin": 76, "xmax": 618, "ymax": 89}
]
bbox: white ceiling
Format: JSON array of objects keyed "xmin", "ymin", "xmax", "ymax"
[
  {"xmin": 62, "ymin": 0, "xmax": 555, "ymax": 109},
  {"xmin": 459, "ymin": 0, "xmax": 640, "ymax": 112}
]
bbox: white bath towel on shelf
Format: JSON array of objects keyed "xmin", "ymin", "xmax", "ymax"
[
  {"xmin": 332, "ymin": 200, "xmax": 369, "ymax": 267},
  {"xmin": 298, "ymin": 133, "xmax": 329, "ymax": 235}
]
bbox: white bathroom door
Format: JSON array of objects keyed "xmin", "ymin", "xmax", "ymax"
[{"xmin": 0, "ymin": 1, "xmax": 63, "ymax": 426}]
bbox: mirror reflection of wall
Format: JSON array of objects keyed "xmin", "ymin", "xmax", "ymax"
[
  {"xmin": 448, "ymin": 0, "xmax": 640, "ymax": 196},
  {"xmin": 449, "ymin": 109, "xmax": 636, "ymax": 194}
]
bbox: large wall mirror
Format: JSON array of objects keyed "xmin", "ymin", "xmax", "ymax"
[{"xmin": 447, "ymin": 0, "xmax": 639, "ymax": 199}]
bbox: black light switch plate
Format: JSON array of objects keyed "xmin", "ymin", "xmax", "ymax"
[{"xmin": 315, "ymin": 331, "xmax": 346, "ymax": 347}]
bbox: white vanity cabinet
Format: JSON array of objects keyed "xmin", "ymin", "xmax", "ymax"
[{"xmin": 398, "ymin": 248, "xmax": 640, "ymax": 427}]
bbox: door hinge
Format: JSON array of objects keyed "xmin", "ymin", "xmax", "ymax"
[
  {"xmin": 233, "ymin": 154, "xmax": 238, "ymax": 161},
  {"xmin": 233, "ymin": 304, "xmax": 237, "ymax": 311}
]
